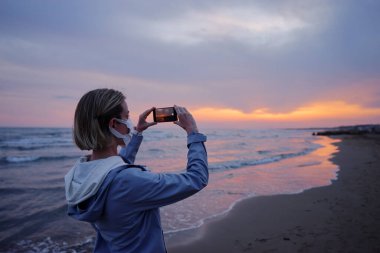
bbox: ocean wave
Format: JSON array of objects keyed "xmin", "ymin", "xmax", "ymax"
[
  {"xmin": 147, "ymin": 148, "xmax": 165, "ymax": 153},
  {"xmin": 209, "ymin": 147, "xmax": 318, "ymax": 171},
  {"xmin": 4, "ymin": 156, "xmax": 41, "ymax": 163},
  {"xmin": 0, "ymin": 186, "xmax": 64, "ymax": 195},
  {"xmin": 257, "ymin": 150, "xmax": 271, "ymax": 155},
  {"xmin": 0, "ymin": 140, "xmax": 74, "ymax": 151},
  {"xmin": 6, "ymin": 236, "xmax": 95, "ymax": 253},
  {"xmin": 0, "ymin": 155, "xmax": 78, "ymax": 164},
  {"xmin": 0, "ymin": 128, "xmax": 74, "ymax": 151}
]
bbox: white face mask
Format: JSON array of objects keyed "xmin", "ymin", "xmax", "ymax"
[{"xmin": 109, "ymin": 118, "xmax": 134, "ymax": 146}]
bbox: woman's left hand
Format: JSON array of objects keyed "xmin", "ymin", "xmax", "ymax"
[{"xmin": 135, "ymin": 107, "xmax": 157, "ymax": 132}]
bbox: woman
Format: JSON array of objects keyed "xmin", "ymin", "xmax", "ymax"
[{"xmin": 64, "ymin": 88, "xmax": 208, "ymax": 253}]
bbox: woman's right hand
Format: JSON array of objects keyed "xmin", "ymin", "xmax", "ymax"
[
  {"xmin": 173, "ymin": 105, "xmax": 199, "ymax": 135},
  {"xmin": 135, "ymin": 107, "xmax": 157, "ymax": 133}
]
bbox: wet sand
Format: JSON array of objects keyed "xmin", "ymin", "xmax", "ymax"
[{"xmin": 167, "ymin": 135, "xmax": 380, "ymax": 253}]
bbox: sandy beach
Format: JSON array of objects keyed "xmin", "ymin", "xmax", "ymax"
[{"xmin": 167, "ymin": 135, "xmax": 380, "ymax": 253}]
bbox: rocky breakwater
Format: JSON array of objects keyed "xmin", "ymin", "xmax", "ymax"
[{"xmin": 313, "ymin": 124, "xmax": 380, "ymax": 136}]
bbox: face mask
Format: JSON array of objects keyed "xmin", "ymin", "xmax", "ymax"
[{"xmin": 109, "ymin": 118, "xmax": 134, "ymax": 146}]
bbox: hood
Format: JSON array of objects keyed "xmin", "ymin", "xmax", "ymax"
[{"xmin": 64, "ymin": 155, "xmax": 126, "ymax": 205}]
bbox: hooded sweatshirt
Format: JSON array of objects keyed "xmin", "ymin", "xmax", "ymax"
[{"xmin": 64, "ymin": 133, "xmax": 208, "ymax": 253}]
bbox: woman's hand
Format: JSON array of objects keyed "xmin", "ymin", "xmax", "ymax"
[
  {"xmin": 173, "ymin": 105, "xmax": 199, "ymax": 135},
  {"xmin": 135, "ymin": 107, "xmax": 157, "ymax": 133}
]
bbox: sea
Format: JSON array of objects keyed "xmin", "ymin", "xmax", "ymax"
[{"xmin": 0, "ymin": 127, "xmax": 339, "ymax": 252}]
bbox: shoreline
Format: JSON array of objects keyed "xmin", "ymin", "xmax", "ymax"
[
  {"xmin": 164, "ymin": 135, "xmax": 338, "ymax": 242},
  {"xmin": 167, "ymin": 135, "xmax": 380, "ymax": 252}
]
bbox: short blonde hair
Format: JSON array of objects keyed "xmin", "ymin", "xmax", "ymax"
[{"xmin": 73, "ymin": 88, "xmax": 125, "ymax": 150}]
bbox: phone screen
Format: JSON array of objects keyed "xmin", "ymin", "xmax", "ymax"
[{"xmin": 153, "ymin": 107, "xmax": 178, "ymax": 123}]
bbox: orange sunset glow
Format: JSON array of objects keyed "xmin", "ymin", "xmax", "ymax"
[{"xmin": 193, "ymin": 101, "xmax": 380, "ymax": 124}]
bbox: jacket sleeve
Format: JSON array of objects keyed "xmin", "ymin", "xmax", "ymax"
[
  {"xmin": 112, "ymin": 133, "xmax": 208, "ymax": 211},
  {"xmin": 118, "ymin": 134, "xmax": 143, "ymax": 164}
]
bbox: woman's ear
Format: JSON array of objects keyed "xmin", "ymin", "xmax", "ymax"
[{"xmin": 109, "ymin": 118, "xmax": 116, "ymax": 128}]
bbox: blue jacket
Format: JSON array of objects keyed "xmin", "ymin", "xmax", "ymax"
[{"xmin": 65, "ymin": 133, "xmax": 208, "ymax": 252}]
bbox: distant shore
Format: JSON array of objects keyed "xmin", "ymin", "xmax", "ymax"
[{"xmin": 167, "ymin": 134, "xmax": 380, "ymax": 252}]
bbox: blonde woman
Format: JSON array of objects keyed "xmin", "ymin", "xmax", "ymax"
[{"xmin": 64, "ymin": 88, "xmax": 208, "ymax": 253}]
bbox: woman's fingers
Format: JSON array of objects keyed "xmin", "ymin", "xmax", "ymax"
[{"xmin": 173, "ymin": 105, "xmax": 198, "ymax": 134}]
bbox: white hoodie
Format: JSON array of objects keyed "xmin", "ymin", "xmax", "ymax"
[{"xmin": 64, "ymin": 155, "xmax": 126, "ymax": 205}]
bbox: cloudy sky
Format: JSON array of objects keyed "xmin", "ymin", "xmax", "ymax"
[{"xmin": 0, "ymin": 0, "xmax": 379, "ymax": 128}]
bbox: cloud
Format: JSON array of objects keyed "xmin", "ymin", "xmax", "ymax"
[
  {"xmin": 141, "ymin": 7, "xmax": 308, "ymax": 47},
  {"xmin": 0, "ymin": 0, "xmax": 380, "ymax": 127},
  {"xmin": 0, "ymin": 60, "xmax": 200, "ymax": 114}
]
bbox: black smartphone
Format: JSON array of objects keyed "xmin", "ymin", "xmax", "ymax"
[{"xmin": 153, "ymin": 107, "xmax": 178, "ymax": 123}]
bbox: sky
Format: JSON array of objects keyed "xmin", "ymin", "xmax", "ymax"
[{"xmin": 0, "ymin": 0, "xmax": 379, "ymax": 129}]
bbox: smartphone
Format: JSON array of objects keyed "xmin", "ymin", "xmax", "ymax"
[{"xmin": 153, "ymin": 107, "xmax": 178, "ymax": 123}]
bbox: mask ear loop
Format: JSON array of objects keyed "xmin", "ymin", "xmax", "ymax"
[
  {"xmin": 109, "ymin": 118, "xmax": 134, "ymax": 147},
  {"xmin": 114, "ymin": 118, "xmax": 134, "ymax": 136},
  {"xmin": 109, "ymin": 125, "xmax": 126, "ymax": 139}
]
